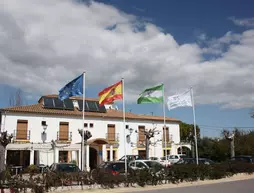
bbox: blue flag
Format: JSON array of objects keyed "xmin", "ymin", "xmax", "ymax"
[{"xmin": 59, "ymin": 74, "xmax": 83, "ymax": 101}]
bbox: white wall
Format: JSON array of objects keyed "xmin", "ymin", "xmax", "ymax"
[{"xmin": 2, "ymin": 112, "xmax": 180, "ymax": 159}]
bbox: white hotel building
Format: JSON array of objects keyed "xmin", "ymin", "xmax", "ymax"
[{"xmin": 0, "ymin": 95, "xmax": 189, "ymax": 170}]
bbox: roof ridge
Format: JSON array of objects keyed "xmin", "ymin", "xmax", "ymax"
[
  {"xmin": 1, "ymin": 103, "xmax": 40, "ymax": 110},
  {"xmin": 0, "ymin": 101, "xmax": 181, "ymax": 123}
]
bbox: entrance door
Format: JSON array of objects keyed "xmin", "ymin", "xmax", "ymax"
[
  {"xmin": 59, "ymin": 151, "xmax": 68, "ymax": 163},
  {"xmin": 89, "ymin": 147, "xmax": 97, "ymax": 170},
  {"xmin": 138, "ymin": 150, "xmax": 146, "ymax": 159}
]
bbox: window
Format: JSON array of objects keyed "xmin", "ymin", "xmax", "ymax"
[
  {"xmin": 144, "ymin": 161, "xmax": 163, "ymax": 169},
  {"xmin": 59, "ymin": 122, "xmax": 69, "ymax": 140},
  {"xmin": 129, "ymin": 162, "xmax": 135, "ymax": 167},
  {"xmin": 106, "ymin": 150, "xmax": 117, "ymax": 161},
  {"xmin": 56, "ymin": 164, "xmax": 79, "ymax": 172},
  {"xmin": 163, "ymin": 150, "xmax": 170, "ymax": 157},
  {"xmin": 110, "ymin": 163, "xmax": 125, "ymax": 172},
  {"xmin": 59, "ymin": 151, "xmax": 68, "ymax": 163},
  {"xmin": 107, "ymin": 124, "xmax": 115, "ymax": 141},
  {"xmin": 136, "ymin": 162, "xmax": 146, "ymax": 169},
  {"xmin": 89, "ymin": 123, "xmax": 94, "ymax": 128},
  {"xmin": 138, "ymin": 150, "xmax": 146, "ymax": 159},
  {"xmin": 163, "ymin": 127, "xmax": 169, "ymax": 143},
  {"xmin": 16, "ymin": 120, "xmax": 28, "ymax": 140},
  {"xmin": 84, "ymin": 123, "xmax": 88, "ymax": 128},
  {"xmin": 138, "ymin": 126, "xmax": 145, "ymax": 143}
]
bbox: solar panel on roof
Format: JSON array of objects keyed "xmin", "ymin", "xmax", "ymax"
[
  {"xmin": 77, "ymin": 100, "xmax": 84, "ymax": 111},
  {"xmin": 77, "ymin": 100, "xmax": 106, "ymax": 113},
  {"xmin": 64, "ymin": 99, "xmax": 74, "ymax": 110},
  {"xmin": 53, "ymin": 98, "xmax": 64, "ymax": 109},
  {"xmin": 44, "ymin": 97, "xmax": 54, "ymax": 108},
  {"xmin": 96, "ymin": 101, "xmax": 106, "ymax": 113},
  {"xmin": 87, "ymin": 101, "xmax": 99, "ymax": 112}
]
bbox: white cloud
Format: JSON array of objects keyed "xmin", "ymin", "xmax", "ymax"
[
  {"xmin": 0, "ymin": 0, "xmax": 254, "ymax": 109},
  {"xmin": 229, "ymin": 17, "xmax": 254, "ymax": 27}
]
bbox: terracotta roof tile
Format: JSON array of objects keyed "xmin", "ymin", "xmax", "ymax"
[{"xmin": 1, "ymin": 96, "xmax": 181, "ymax": 123}]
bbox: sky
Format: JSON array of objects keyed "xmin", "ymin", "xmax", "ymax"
[{"xmin": 0, "ymin": 0, "xmax": 254, "ymax": 137}]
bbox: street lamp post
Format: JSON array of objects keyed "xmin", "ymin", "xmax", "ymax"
[{"xmin": 78, "ymin": 129, "xmax": 92, "ymax": 171}]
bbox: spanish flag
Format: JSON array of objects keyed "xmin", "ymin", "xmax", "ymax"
[{"xmin": 98, "ymin": 80, "xmax": 123, "ymax": 106}]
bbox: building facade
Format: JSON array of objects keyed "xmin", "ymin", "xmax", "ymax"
[{"xmin": 0, "ymin": 95, "xmax": 182, "ymax": 170}]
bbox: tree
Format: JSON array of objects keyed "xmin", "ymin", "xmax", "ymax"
[
  {"xmin": 144, "ymin": 127, "xmax": 160, "ymax": 159},
  {"xmin": 134, "ymin": 126, "xmax": 160, "ymax": 159},
  {"xmin": 0, "ymin": 131, "xmax": 13, "ymax": 172},
  {"xmin": 198, "ymin": 137, "xmax": 228, "ymax": 162},
  {"xmin": 9, "ymin": 89, "xmax": 25, "ymax": 107},
  {"xmin": 180, "ymin": 122, "xmax": 200, "ymax": 142},
  {"xmin": 223, "ymin": 129, "xmax": 235, "ymax": 158}
]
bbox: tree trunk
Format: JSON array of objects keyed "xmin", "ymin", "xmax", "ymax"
[
  {"xmin": 230, "ymin": 138, "xmax": 235, "ymax": 158},
  {"xmin": 145, "ymin": 136, "xmax": 149, "ymax": 160},
  {"xmin": 0, "ymin": 144, "xmax": 5, "ymax": 173}
]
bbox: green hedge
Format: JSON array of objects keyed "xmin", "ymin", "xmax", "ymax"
[{"xmin": 1, "ymin": 162, "xmax": 254, "ymax": 193}]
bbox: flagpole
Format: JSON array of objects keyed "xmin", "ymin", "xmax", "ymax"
[
  {"xmin": 190, "ymin": 87, "xmax": 199, "ymax": 165},
  {"xmin": 122, "ymin": 78, "xmax": 127, "ymax": 177},
  {"xmin": 162, "ymin": 84, "xmax": 168, "ymax": 162},
  {"xmin": 82, "ymin": 72, "xmax": 86, "ymax": 171}
]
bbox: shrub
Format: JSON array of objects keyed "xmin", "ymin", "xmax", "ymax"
[
  {"xmin": 70, "ymin": 160, "xmax": 77, "ymax": 165},
  {"xmin": 1, "ymin": 162, "xmax": 254, "ymax": 192},
  {"xmin": 27, "ymin": 164, "xmax": 39, "ymax": 174}
]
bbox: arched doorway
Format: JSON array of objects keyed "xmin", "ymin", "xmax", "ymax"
[
  {"xmin": 89, "ymin": 147, "xmax": 97, "ymax": 170},
  {"xmin": 87, "ymin": 138, "xmax": 109, "ymax": 170},
  {"xmin": 177, "ymin": 146, "xmax": 192, "ymax": 157}
]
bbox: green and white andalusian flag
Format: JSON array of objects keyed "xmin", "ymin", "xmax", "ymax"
[{"xmin": 137, "ymin": 84, "xmax": 164, "ymax": 104}]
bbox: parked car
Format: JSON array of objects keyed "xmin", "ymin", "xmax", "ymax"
[
  {"xmin": 90, "ymin": 161, "xmax": 133, "ymax": 181},
  {"xmin": 47, "ymin": 163, "xmax": 82, "ymax": 186},
  {"xmin": 231, "ymin": 155, "xmax": 254, "ymax": 163},
  {"xmin": 167, "ymin": 154, "xmax": 186, "ymax": 164},
  {"xmin": 118, "ymin": 155, "xmax": 143, "ymax": 162},
  {"xmin": 49, "ymin": 163, "xmax": 81, "ymax": 173},
  {"xmin": 149, "ymin": 157, "xmax": 160, "ymax": 161},
  {"xmin": 159, "ymin": 156, "xmax": 171, "ymax": 167},
  {"xmin": 174, "ymin": 158, "xmax": 215, "ymax": 165},
  {"xmin": 129, "ymin": 160, "xmax": 165, "ymax": 174}
]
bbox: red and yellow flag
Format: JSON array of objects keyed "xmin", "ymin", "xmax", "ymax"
[{"xmin": 98, "ymin": 80, "xmax": 123, "ymax": 106}]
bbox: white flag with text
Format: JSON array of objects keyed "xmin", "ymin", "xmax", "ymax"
[{"xmin": 167, "ymin": 90, "xmax": 192, "ymax": 110}]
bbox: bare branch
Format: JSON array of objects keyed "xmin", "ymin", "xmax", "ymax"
[{"xmin": 8, "ymin": 89, "xmax": 25, "ymax": 107}]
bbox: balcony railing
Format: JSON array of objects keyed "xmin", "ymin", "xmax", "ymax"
[
  {"xmin": 162, "ymin": 141, "xmax": 172, "ymax": 148},
  {"xmin": 105, "ymin": 133, "xmax": 119, "ymax": 143},
  {"xmin": 137, "ymin": 139, "xmax": 146, "ymax": 147},
  {"xmin": 13, "ymin": 130, "xmax": 30, "ymax": 142},
  {"xmin": 56, "ymin": 131, "xmax": 72, "ymax": 142}
]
